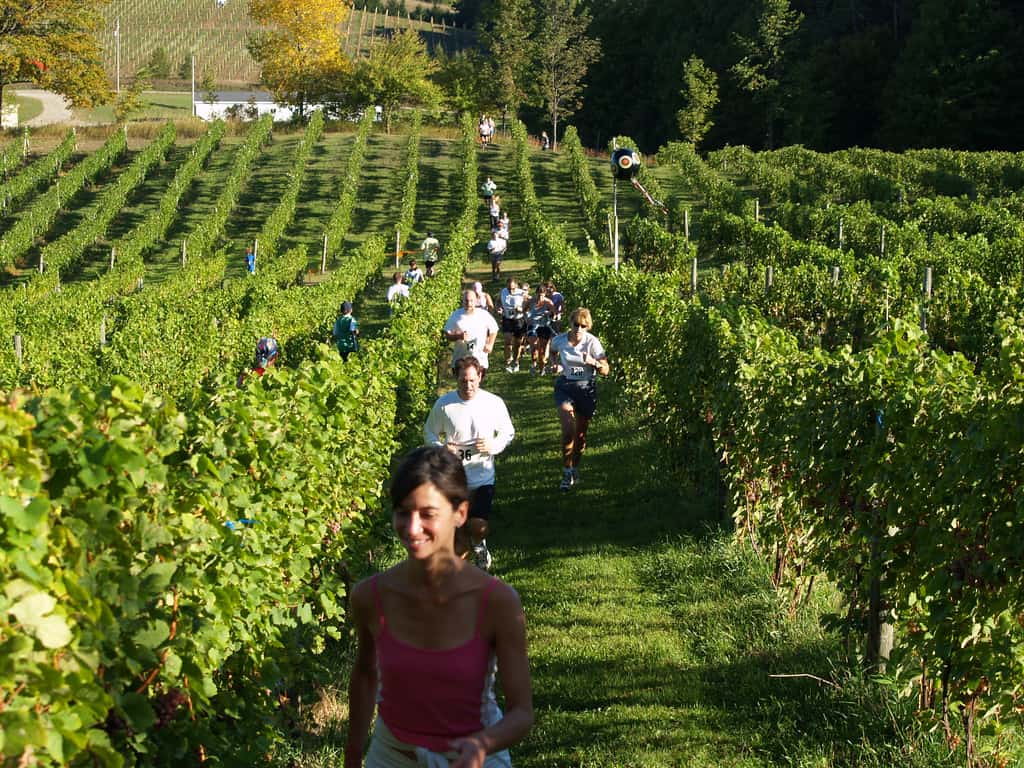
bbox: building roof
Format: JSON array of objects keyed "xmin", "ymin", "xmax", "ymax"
[{"xmin": 199, "ymin": 90, "xmax": 276, "ymax": 103}]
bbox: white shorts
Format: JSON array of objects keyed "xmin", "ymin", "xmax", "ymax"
[{"xmin": 365, "ymin": 717, "xmax": 512, "ymax": 768}]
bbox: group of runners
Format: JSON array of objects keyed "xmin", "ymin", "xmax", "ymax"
[
  {"xmin": 343, "ymin": 295, "xmax": 608, "ymax": 766},
  {"xmin": 479, "ymin": 114, "xmax": 497, "ymax": 147},
  {"xmin": 480, "ymin": 177, "xmax": 511, "ymax": 280},
  {"xmin": 235, "ymin": 168, "xmax": 611, "ymax": 768}
]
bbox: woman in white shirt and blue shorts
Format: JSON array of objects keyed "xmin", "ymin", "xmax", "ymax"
[{"xmin": 549, "ymin": 308, "xmax": 610, "ymax": 492}]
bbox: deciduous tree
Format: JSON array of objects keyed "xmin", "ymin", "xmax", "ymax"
[
  {"xmin": 434, "ymin": 48, "xmax": 489, "ymax": 118},
  {"xmin": 348, "ymin": 29, "xmax": 442, "ymax": 133},
  {"xmin": 114, "ymin": 65, "xmax": 151, "ymax": 122},
  {"xmin": 247, "ymin": 0, "xmax": 349, "ymax": 119},
  {"xmin": 479, "ymin": 0, "xmax": 535, "ymax": 125},
  {"xmin": 0, "ymin": 0, "xmax": 111, "ymax": 109},
  {"xmin": 533, "ymin": 0, "xmax": 600, "ymax": 151},
  {"xmin": 731, "ymin": 0, "xmax": 803, "ymax": 149},
  {"xmin": 676, "ymin": 55, "xmax": 718, "ymax": 147}
]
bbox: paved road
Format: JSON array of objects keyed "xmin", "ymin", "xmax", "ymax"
[{"xmin": 13, "ymin": 89, "xmax": 79, "ymax": 126}]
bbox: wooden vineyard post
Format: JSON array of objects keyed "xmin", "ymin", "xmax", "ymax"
[
  {"xmin": 690, "ymin": 257, "xmax": 698, "ymax": 295},
  {"xmin": 136, "ymin": 277, "xmax": 144, "ymax": 291},
  {"xmin": 755, "ymin": 198, "xmax": 760, "ymax": 222},
  {"xmin": 831, "ymin": 265, "xmax": 840, "ymax": 285},
  {"xmin": 253, "ymin": 239, "xmax": 258, "ymax": 271},
  {"xmin": 880, "ymin": 225, "xmax": 886, "ymax": 256},
  {"xmin": 110, "ymin": 247, "xmax": 116, "ymax": 270},
  {"xmin": 839, "ymin": 218, "xmax": 844, "ymax": 250},
  {"xmin": 181, "ymin": 240, "xmax": 187, "ymax": 266},
  {"xmin": 321, "ymin": 234, "xmax": 328, "ymax": 274},
  {"xmin": 684, "ymin": 209, "xmax": 690, "ymax": 241},
  {"xmin": 38, "ymin": 253, "xmax": 44, "ymax": 274},
  {"xmin": 765, "ymin": 265, "xmax": 773, "ymax": 291},
  {"xmin": 395, "ymin": 230, "xmax": 401, "ymax": 270},
  {"xmin": 606, "ymin": 213, "xmax": 613, "ymax": 251},
  {"xmin": 13, "ymin": 334, "xmax": 23, "ymax": 367},
  {"xmin": 921, "ymin": 266, "xmax": 933, "ymax": 331}
]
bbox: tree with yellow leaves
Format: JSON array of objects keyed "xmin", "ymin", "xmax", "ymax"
[
  {"xmin": 247, "ymin": 0, "xmax": 349, "ymax": 119},
  {"xmin": 0, "ymin": 0, "xmax": 111, "ymax": 111}
]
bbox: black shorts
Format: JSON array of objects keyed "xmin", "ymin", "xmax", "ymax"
[
  {"xmin": 527, "ymin": 324, "xmax": 553, "ymax": 339},
  {"xmin": 554, "ymin": 376, "xmax": 598, "ymax": 419},
  {"xmin": 469, "ymin": 484, "xmax": 495, "ymax": 521},
  {"xmin": 501, "ymin": 317, "xmax": 526, "ymax": 336},
  {"xmin": 490, "ymin": 251, "xmax": 504, "ymax": 265}
]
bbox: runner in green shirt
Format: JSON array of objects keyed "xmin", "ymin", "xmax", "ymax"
[{"xmin": 333, "ymin": 301, "xmax": 360, "ymax": 362}]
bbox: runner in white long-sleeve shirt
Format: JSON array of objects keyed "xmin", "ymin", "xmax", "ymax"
[{"xmin": 424, "ymin": 356, "xmax": 515, "ymax": 570}]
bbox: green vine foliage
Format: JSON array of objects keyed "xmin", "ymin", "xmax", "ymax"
[
  {"xmin": 0, "ymin": 115, "xmax": 482, "ymax": 766},
  {"xmin": 0, "ymin": 129, "xmax": 76, "ymax": 215},
  {"xmin": 511, "ymin": 120, "xmax": 1024, "ymax": 754},
  {"xmin": 0, "ymin": 129, "xmax": 128, "ymax": 270},
  {"xmin": 325, "ymin": 109, "xmax": 375, "ymax": 261}
]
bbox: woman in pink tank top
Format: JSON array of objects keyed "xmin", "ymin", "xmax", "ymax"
[{"xmin": 345, "ymin": 447, "xmax": 533, "ymax": 768}]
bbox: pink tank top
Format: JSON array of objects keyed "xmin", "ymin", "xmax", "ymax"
[{"xmin": 374, "ymin": 575, "xmax": 500, "ymax": 752}]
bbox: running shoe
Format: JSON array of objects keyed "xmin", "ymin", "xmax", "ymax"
[
  {"xmin": 559, "ymin": 468, "xmax": 575, "ymax": 492},
  {"xmin": 512, "ymin": 362, "xmax": 520, "ymax": 373},
  {"xmin": 572, "ymin": 467, "xmax": 580, "ymax": 486},
  {"xmin": 473, "ymin": 540, "xmax": 493, "ymax": 571},
  {"xmin": 505, "ymin": 362, "xmax": 515, "ymax": 374}
]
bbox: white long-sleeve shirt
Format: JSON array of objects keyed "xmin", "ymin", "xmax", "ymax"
[{"xmin": 423, "ymin": 390, "xmax": 515, "ymax": 489}]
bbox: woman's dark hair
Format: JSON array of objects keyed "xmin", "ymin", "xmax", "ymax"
[{"xmin": 390, "ymin": 446, "xmax": 469, "ymax": 511}]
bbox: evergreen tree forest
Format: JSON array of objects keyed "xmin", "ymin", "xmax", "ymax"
[{"xmin": 457, "ymin": 0, "xmax": 1024, "ymax": 153}]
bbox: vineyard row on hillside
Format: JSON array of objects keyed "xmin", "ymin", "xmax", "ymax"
[{"xmin": 516, "ymin": 122, "xmax": 1024, "ymax": 762}]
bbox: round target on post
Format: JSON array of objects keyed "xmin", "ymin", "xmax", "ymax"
[{"xmin": 611, "ymin": 148, "xmax": 641, "ymax": 181}]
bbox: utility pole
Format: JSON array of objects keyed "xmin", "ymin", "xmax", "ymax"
[{"xmin": 115, "ymin": 18, "xmax": 121, "ymax": 95}]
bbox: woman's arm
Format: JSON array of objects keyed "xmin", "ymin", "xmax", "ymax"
[
  {"xmin": 344, "ymin": 581, "xmax": 379, "ymax": 768},
  {"xmin": 450, "ymin": 584, "xmax": 533, "ymax": 768}
]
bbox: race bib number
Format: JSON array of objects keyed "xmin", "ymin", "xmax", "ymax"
[
  {"xmin": 466, "ymin": 337, "xmax": 477, "ymax": 351},
  {"xmin": 570, "ymin": 366, "xmax": 586, "ymax": 377},
  {"xmin": 458, "ymin": 448, "xmax": 474, "ymax": 463}
]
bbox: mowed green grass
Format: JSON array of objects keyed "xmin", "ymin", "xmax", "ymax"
[
  {"xmin": 72, "ymin": 91, "xmax": 195, "ymax": 124},
  {"xmin": 13, "ymin": 94, "xmax": 44, "ymax": 123}
]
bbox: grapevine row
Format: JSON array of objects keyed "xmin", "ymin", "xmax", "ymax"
[
  {"xmin": 184, "ymin": 114, "xmax": 273, "ymax": 260},
  {"xmin": 252, "ymin": 110, "xmax": 324, "ymax": 267},
  {"xmin": 0, "ymin": 116, "xmax": 481, "ymax": 767},
  {"xmin": 325, "ymin": 109, "xmax": 375, "ymax": 260},
  {"xmin": 0, "ymin": 129, "xmax": 128, "ymax": 269},
  {"xmin": 0, "ymin": 130, "xmax": 76, "ymax": 215},
  {"xmin": 395, "ymin": 110, "xmax": 421, "ymax": 246},
  {"xmin": 0, "ymin": 129, "xmax": 28, "ymax": 181},
  {"xmin": 30, "ymin": 123, "xmax": 176, "ymax": 288},
  {"xmin": 512, "ymin": 121, "xmax": 1024, "ymax": 754}
]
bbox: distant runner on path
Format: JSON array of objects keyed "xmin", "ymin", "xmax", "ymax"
[{"xmin": 421, "ymin": 231, "xmax": 441, "ymax": 277}]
